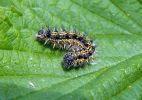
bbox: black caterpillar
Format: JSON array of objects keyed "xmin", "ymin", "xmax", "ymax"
[{"xmin": 36, "ymin": 27, "xmax": 95, "ymax": 69}]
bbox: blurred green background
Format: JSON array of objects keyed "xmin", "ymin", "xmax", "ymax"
[{"xmin": 0, "ymin": 0, "xmax": 142, "ymax": 100}]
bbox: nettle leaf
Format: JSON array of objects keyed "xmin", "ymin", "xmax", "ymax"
[{"xmin": 0, "ymin": 0, "xmax": 142, "ymax": 100}]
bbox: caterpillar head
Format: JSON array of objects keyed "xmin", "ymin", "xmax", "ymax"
[{"xmin": 36, "ymin": 29, "xmax": 51, "ymax": 42}]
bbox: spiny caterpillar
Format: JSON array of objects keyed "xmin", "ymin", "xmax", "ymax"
[{"xmin": 36, "ymin": 27, "xmax": 96, "ymax": 69}]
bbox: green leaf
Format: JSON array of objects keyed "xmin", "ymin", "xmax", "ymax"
[{"xmin": 0, "ymin": 0, "xmax": 142, "ymax": 100}]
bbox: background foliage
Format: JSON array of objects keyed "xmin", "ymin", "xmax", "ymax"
[{"xmin": 0, "ymin": 0, "xmax": 142, "ymax": 100}]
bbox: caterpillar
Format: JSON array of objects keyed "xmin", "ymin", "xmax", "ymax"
[{"xmin": 36, "ymin": 27, "xmax": 95, "ymax": 69}]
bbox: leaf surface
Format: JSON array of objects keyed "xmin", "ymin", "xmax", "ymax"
[{"xmin": 0, "ymin": 0, "xmax": 142, "ymax": 100}]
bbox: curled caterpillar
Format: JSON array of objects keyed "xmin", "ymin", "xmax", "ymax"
[{"xmin": 36, "ymin": 27, "xmax": 95, "ymax": 69}]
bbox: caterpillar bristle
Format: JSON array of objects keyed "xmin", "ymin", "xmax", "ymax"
[
  {"xmin": 61, "ymin": 26, "xmax": 66, "ymax": 32},
  {"xmin": 53, "ymin": 27, "xmax": 58, "ymax": 32},
  {"xmin": 73, "ymin": 28, "xmax": 77, "ymax": 33},
  {"xmin": 53, "ymin": 43, "xmax": 56, "ymax": 48},
  {"xmin": 82, "ymin": 32, "xmax": 87, "ymax": 36}
]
